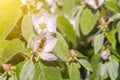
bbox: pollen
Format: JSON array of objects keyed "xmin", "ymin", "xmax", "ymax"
[{"xmin": 39, "ymin": 23, "xmax": 46, "ymax": 29}]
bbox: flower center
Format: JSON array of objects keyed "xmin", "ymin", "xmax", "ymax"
[
  {"xmin": 39, "ymin": 23, "xmax": 46, "ymax": 29},
  {"xmin": 38, "ymin": 38, "xmax": 46, "ymax": 51}
]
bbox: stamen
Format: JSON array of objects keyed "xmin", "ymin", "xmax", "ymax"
[{"xmin": 39, "ymin": 23, "xmax": 46, "ymax": 29}]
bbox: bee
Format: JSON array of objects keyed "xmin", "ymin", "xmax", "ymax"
[{"xmin": 95, "ymin": 0, "xmax": 99, "ymax": 6}]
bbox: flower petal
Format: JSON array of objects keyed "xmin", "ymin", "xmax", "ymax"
[
  {"xmin": 36, "ymin": 1, "xmax": 43, "ymax": 10},
  {"xmin": 46, "ymin": 0, "xmax": 55, "ymax": 6},
  {"xmin": 32, "ymin": 14, "xmax": 43, "ymax": 34},
  {"xmin": 85, "ymin": 0, "xmax": 98, "ymax": 9},
  {"xmin": 101, "ymin": 50, "xmax": 109, "ymax": 60},
  {"xmin": 30, "ymin": 37, "xmax": 38, "ymax": 52},
  {"xmin": 44, "ymin": 33, "xmax": 57, "ymax": 52},
  {"xmin": 30, "ymin": 32, "xmax": 46, "ymax": 52},
  {"xmin": 39, "ymin": 52, "xmax": 57, "ymax": 61},
  {"xmin": 98, "ymin": 0, "xmax": 104, "ymax": 7},
  {"xmin": 47, "ymin": 14, "xmax": 57, "ymax": 33},
  {"xmin": 50, "ymin": 3, "xmax": 56, "ymax": 13},
  {"xmin": 85, "ymin": 0, "xmax": 104, "ymax": 9},
  {"xmin": 32, "ymin": 9, "xmax": 57, "ymax": 34},
  {"xmin": 38, "ymin": 9, "xmax": 48, "ymax": 17}
]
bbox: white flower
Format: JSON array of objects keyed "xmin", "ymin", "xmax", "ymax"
[
  {"xmin": 46, "ymin": 0, "xmax": 55, "ymax": 6},
  {"xmin": 30, "ymin": 32, "xmax": 45, "ymax": 52},
  {"xmin": 46, "ymin": 0, "xmax": 56, "ymax": 13},
  {"xmin": 50, "ymin": 3, "xmax": 57, "ymax": 13},
  {"xmin": 101, "ymin": 50, "xmax": 109, "ymax": 60},
  {"xmin": 36, "ymin": 1, "xmax": 43, "ymax": 10},
  {"xmin": 32, "ymin": 9, "xmax": 56, "ymax": 34},
  {"xmin": 85, "ymin": 0, "xmax": 104, "ymax": 9},
  {"xmin": 21, "ymin": 0, "xmax": 34, "ymax": 5},
  {"xmin": 30, "ymin": 33, "xmax": 57, "ymax": 61}
]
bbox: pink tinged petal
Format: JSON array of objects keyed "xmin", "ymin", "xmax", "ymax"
[
  {"xmin": 30, "ymin": 32, "xmax": 47, "ymax": 52},
  {"xmin": 32, "ymin": 9, "xmax": 57, "ymax": 34},
  {"xmin": 39, "ymin": 52, "xmax": 57, "ymax": 61},
  {"xmin": 70, "ymin": 17, "xmax": 76, "ymax": 30},
  {"xmin": 47, "ymin": 14, "xmax": 57, "ymax": 33},
  {"xmin": 85, "ymin": 0, "xmax": 97, "ymax": 9},
  {"xmin": 85, "ymin": 0, "xmax": 104, "ymax": 9},
  {"xmin": 32, "ymin": 14, "xmax": 42, "ymax": 34},
  {"xmin": 44, "ymin": 33, "xmax": 57, "ymax": 52},
  {"xmin": 50, "ymin": 3, "xmax": 57, "ymax": 13},
  {"xmin": 98, "ymin": 0, "xmax": 104, "ymax": 7},
  {"xmin": 46, "ymin": 0, "xmax": 55, "ymax": 6},
  {"xmin": 32, "ymin": 11, "xmax": 47, "ymax": 34},
  {"xmin": 30, "ymin": 37, "xmax": 38, "ymax": 52},
  {"xmin": 70, "ymin": 50, "xmax": 75, "ymax": 58},
  {"xmin": 101, "ymin": 50, "xmax": 109, "ymax": 60},
  {"xmin": 2, "ymin": 64, "xmax": 11, "ymax": 72},
  {"xmin": 36, "ymin": 32, "xmax": 47, "ymax": 42},
  {"xmin": 38, "ymin": 9, "xmax": 48, "ymax": 17},
  {"xmin": 36, "ymin": 2, "xmax": 43, "ymax": 10},
  {"xmin": 100, "ymin": 18, "xmax": 106, "ymax": 27}
]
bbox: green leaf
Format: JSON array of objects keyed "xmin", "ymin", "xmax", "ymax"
[
  {"xmin": 43, "ymin": 66, "xmax": 62, "ymax": 80},
  {"xmin": 75, "ymin": 8, "xmax": 83, "ymax": 37},
  {"xmin": 9, "ymin": 75, "xmax": 17, "ymax": 80},
  {"xmin": 110, "ymin": 48, "xmax": 120, "ymax": 59},
  {"xmin": 0, "ymin": 0, "xmax": 22, "ymax": 39},
  {"xmin": 0, "ymin": 40, "xmax": 10, "ymax": 61},
  {"xmin": 55, "ymin": 0, "xmax": 64, "ymax": 6},
  {"xmin": 2, "ymin": 39, "xmax": 25, "ymax": 64},
  {"xmin": 90, "ymin": 54, "xmax": 100, "ymax": 80},
  {"xmin": 16, "ymin": 62, "xmax": 25, "ymax": 80},
  {"xmin": 53, "ymin": 33, "xmax": 70, "ymax": 61},
  {"xmin": 74, "ymin": 50, "xmax": 87, "ymax": 59},
  {"xmin": 57, "ymin": 16, "xmax": 77, "ymax": 46},
  {"xmin": 56, "ymin": 0, "xmax": 76, "ymax": 16},
  {"xmin": 105, "ymin": 0, "xmax": 119, "ymax": 13},
  {"xmin": 68, "ymin": 63, "xmax": 81, "ymax": 80},
  {"xmin": 106, "ymin": 29, "xmax": 116, "ymax": 48},
  {"xmin": 20, "ymin": 60, "xmax": 35, "ymax": 80},
  {"xmin": 80, "ymin": 8, "xmax": 99, "ymax": 35},
  {"xmin": 118, "ymin": 0, "xmax": 120, "ymax": 8},
  {"xmin": 94, "ymin": 34, "xmax": 104, "ymax": 54},
  {"xmin": 21, "ymin": 14, "xmax": 36, "ymax": 42},
  {"xmin": 111, "ymin": 55, "xmax": 120, "ymax": 63},
  {"xmin": 0, "ymin": 76, "xmax": 6, "ymax": 80},
  {"xmin": 78, "ymin": 59, "xmax": 93, "ymax": 72},
  {"xmin": 108, "ymin": 13, "xmax": 120, "ymax": 23},
  {"xmin": 117, "ymin": 21, "xmax": 120, "ymax": 43},
  {"xmin": 33, "ymin": 62, "xmax": 62, "ymax": 80},
  {"xmin": 107, "ymin": 60, "xmax": 119, "ymax": 80},
  {"xmin": 100, "ymin": 62, "xmax": 108, "ymax": 80}
]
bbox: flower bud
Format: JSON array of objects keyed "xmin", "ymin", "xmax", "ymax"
[
  {"xmin": 70, "ymin": 50, "xmax": 75, "ymax": 58},
  {"xmin": 100, "ymin": 18, "xmax": 106, "ymax": 27},
  {"xmin": 2, "ymin": 64, "xmax": 11, "ymax": 72},
  {"xmin": 101, "ymin": 50, "xmax": 109, "ymax": 60}
]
